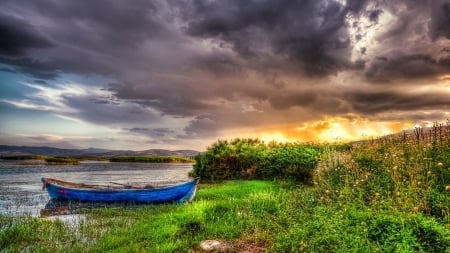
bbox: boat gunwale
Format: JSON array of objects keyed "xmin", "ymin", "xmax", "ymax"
[{"xmin": 42, "ymin": 177, "xmax": 199, "ymax": 192}]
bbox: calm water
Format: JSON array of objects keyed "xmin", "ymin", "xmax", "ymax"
[{"xmin": 0, "ymin": 160, "xmax": 193, "ymax": 216}]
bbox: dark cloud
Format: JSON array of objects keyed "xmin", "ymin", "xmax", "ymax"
[
  {"xmin": 24, "ymin": 0, "xmax": 166, "ymax": 48},
  {"xmin": 182, "ymin": 114, "xmax": 220, "ymax": 138},
  {"xmin": 184, "ymin": 0, "xmax": 361, "ymax": 76},
  {"xmin": 62, "ymin": 95, "xmax": 159, "ymax": 125},
  {"xmin": 108, "ymin": 82, "xmax": 215, "ymax": 117},
  {"xmin": 0, "ymin": 0, "xmax": 183, "ymax": 80},
  {"xmin": 125, "ymin": 127, "xmax": 175, "ymax": 138},
  {"xmin": 368, "ymin": 9, "xmax": 383, "ymax": 23},
  {"xmin": 376, "ymin": 111, "xmax": 449, "ymax": 122},
  {"xmin": 429, "ymin": 0, "xmax": 450, "ymax": 40},
  {"xmin": 366, "ymin": 54, "xmax": 450, "ymax": 82},
  {"xmin": 360, "ymin": 0, "xmax": 450, "ymax": 84},
  {"xmin": 0, "ymin": 13, "xmax": 52, "ymax": 57},
  {"xmin": 33, "ymin": 80, "xmax": 48, "ymax": 85},
  {"xmin": 346, "ymin": 90, "xmax": 450, "ymax": 114},
  {"xmin": 345, "ymin": 0, "xmax": 369, "ymax": 13},
  {"xmin": 0, "ymin": 56, "xmax": 59, "ymax": 79},
  {"xmin": 265, "ymin": 72, "xmax": 287, "ymax": 89},
  {"xmin": 193, "ymin": 52, "xmax": 243, "ymax": 76},
  {"xmin": 0, "ymin": 67, "xmax": 16, "ymax": 74},
  {"xmin": 269, "ymin": 91, "xmax": 318, "ymax": 110}
]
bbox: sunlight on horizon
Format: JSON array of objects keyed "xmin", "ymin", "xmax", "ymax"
[{"xmin": 252, "ymin": 117, "xmax": 419, "ymax": 144}]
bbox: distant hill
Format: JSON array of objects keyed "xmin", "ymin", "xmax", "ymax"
[{"xmin": 0, "ymin": 145, "xmax": 199, "ymax": 158}]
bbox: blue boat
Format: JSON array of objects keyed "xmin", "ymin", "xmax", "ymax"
[{"xmin": 41, "ymin": 177, "xmax": 199, "ymax": 203}]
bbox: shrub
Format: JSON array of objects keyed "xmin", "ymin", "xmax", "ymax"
[{"xmin": 192, "ymin": 139, "xmax": 320, "ymax": 183}]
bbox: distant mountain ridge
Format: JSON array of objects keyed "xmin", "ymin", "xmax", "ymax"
[{"xmin": 0, "ymin": 145, "xmax": 199, "ymax": 157}]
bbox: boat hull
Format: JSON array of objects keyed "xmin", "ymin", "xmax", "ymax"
[{"xmin": 41, "ymin": 178, "xmax": 199, "ymax": 203}]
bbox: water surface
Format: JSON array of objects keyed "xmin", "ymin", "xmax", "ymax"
[{"xmin": 0, "ymin": 160, "xmax": 193, "ymax": 216}]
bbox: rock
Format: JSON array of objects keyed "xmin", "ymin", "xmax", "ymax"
[{"xmin": 199, "ymin": 240, "xmax": 232, "ymax": 252}]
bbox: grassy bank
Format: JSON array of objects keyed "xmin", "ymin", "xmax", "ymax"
[
  {"xmin": 1, "ymin": 155, "xmax": 194, "ymax": 164},
  {"xmin": 1, "ymin": 181, "xmax": 449, "ymax": 252},
  {"xmin": 45, "ymin": 157, "xmax": 80, "ymax": 165},
  {"xmin": 109, "ymin": 156, "xmax": 194, "ymax": 163},
  {"xmin": 0, "ymin": 155, "xmax": 47, "ymax": 160}
]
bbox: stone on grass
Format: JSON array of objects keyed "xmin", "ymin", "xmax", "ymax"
[{"xmin": 199, "ymin": 240, "xmax": 231, "ymax": 252}]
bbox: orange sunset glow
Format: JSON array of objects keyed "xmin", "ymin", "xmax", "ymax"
[{"xmin": 236, "ymin": 117, "xmax": 415, "ymax": 144}]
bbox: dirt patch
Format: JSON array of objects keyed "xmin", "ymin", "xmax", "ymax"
[
  {"xmin": 197, "ymin": 239, "xmax": 266, "ymax": 253},
  {"xmin": 231, "ymin": 240, "xmax": 266, "ymax": 253}
]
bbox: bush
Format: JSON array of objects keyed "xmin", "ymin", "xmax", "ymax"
[{"xmin": 192, "ymin": 139, "xmax": 320, "ymax": 183}]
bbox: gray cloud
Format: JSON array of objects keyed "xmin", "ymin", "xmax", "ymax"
[
  {"xmin": 125, "ymin": 127, "xmax": 176, "ymax": 138},
  {"xmin": 346, "ymin": 90, "xmax": 450, "ymax": 114},
  {"xmin": 62, "ymin": 95, "xmax": 160, "ymax": 126},
  {"xmin": 366, "ymin": 54, "xmax": 450, "ymax": 82},
  {"xmin": 0, "ymin": 0, "xmax": 450, "ymax": 148},
  {"xmin": 430, "ymin": 0, "xmax": 450, "ymax": 40},
  {"xmin": 269, "ymin": 91, "xmax": 319, "ymax": 110},
  {"xmin": 0, "ymin": 56, "xmax": 60, "ymax": 79},
  {"xmin": 183, "ymin": 0, "xmax": 364, "ymax": 76},
  {"xmin": 0, "ymin": 13, "xmax": 52, "ymax": 57}
]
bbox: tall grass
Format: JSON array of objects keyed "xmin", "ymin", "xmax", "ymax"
[{"xmin": 316, "ymin": 122, "xmax": 450, "ymax": 226}]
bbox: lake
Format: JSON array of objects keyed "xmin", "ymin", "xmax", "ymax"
[{"xmin": 0, "ymin": 160, "xmax": 193, "ymax": 216}]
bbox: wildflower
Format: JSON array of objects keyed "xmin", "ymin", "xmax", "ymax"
[
  {"xmin": 445, "ymin": 185, "xmax": 450, "ymax": 191},
  {"xmin": 437, "ymin": 162, "xmax": 443, "ymax": 167},
  {"xmin": 325, "ymin": 190, "xmax": 330, "ymax": 194},
  {"xmin": 427, "ymin": 171, "xmax": 432, "ymax": 175}
]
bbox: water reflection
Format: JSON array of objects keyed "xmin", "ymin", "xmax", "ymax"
[{"xmin": 0, "ymin": 161, "xmax": 193, "ymax": 216}]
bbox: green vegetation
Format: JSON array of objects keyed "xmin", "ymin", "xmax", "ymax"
[
  {"xmin": 1, "ymin": 123, "xmax": 449, "ymax": 252},
  {"xmin": 1, "ymin": 155, "xmax": 47, "ymax": 160},
  {"xmin": 45, "ymin": 157, "xmax": 80, "ymax": 165},
  {"xmin": 1, "ymin": 180, "xmax": 449, "ymax": 252},
  {"xmin": 193, "ymin": 138, "xmax": 320, "ymax": 183},
  {"xmin": 1, "ymin": 155, "xmax": 194, "ymax": 164},
  {"xmin": 109, "ymin": 156, "xmax": 194, "ymax": 163}
]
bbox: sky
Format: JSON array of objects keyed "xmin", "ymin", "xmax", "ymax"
[{"xmin": 1, "ymin": 0, "xmax": 450, "ymax": 151}]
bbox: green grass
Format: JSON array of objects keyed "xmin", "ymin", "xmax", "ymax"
[
  {"xmin": 109, "ymin": 156, "xmax": 194, "ymax": 163},
  {"xmin": 1, "ymin": 181, "xmax": 449, "ymax": 252},
  {"xmin": 0, "ymin": 155, "xmax": 47, "ymax": 160},
  {"xmin": 45, "ymin": 157, "xmax": 80, "ymax": 165}
]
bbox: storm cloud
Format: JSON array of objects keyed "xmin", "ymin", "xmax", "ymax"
[
  {"xmin": 0, "ymin": 0, "xmax": 450, "ymax": 149},
  {"xmin": 0, "ymin": 13, "xmax": 52, "ymax": 57}
]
